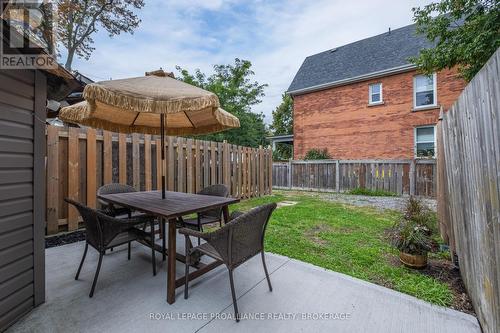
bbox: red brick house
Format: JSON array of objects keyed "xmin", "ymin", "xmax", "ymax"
[{"xmin": 287, "ymin": 23, "xmax": 466, "ymax": 160}]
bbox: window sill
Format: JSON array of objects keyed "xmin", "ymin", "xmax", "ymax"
[
  {"xmin": 367, "ymin": 101, "xmax": 385, "ymax": 107},
  {"xmin": 412, "ymin": 105, "xmax": 440, "ymax": 112}
]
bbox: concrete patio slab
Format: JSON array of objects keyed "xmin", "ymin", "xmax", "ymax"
[{"xmin": 7, "ymin": 239, "xmax": 480, "ymax": 333}]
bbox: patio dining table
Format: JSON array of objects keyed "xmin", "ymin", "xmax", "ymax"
[{"xmin": 97, "ymin": 190, "xmax": 239, "ymax": 304}]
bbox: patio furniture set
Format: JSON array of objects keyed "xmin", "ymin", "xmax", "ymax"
[
  {"xmin": 66, "ymin": 183, "xmax": 277, "ymax": 322},
  {"xmin": 56, "ymin": 69, "xmax": 272, "ymax": 321}
]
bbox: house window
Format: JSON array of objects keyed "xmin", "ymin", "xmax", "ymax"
[
  {"xmin": 369, "ymin": 83, "xmax": 382, "ymax": 104},
  {"xmin": 414, "ymin": 73, "xmax": 437, "ymax": 109},
  {"xmin": 415, "ymin": 126, "xmax": 436, "ymax": 158}
]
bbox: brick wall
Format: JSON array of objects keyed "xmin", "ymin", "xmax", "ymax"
[{"xmin": 293, "ymin": 68, "xmax": 465, "ymax": 159}]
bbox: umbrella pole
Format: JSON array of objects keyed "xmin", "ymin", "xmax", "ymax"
[{"xmin": 161, "ymin": 114, "xmax": 166, "ymax": 199}]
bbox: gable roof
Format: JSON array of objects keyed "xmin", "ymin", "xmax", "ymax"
[{"xmin": 287, "ymin": 23, "xmax": 434, "ymax": 95}]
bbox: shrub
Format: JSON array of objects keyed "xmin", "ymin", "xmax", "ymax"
[
  {"xmin": 304, "ymin": 148, "xmax": 330, "ymax": 160},
  {"xmin": 272, "ymin": 149, "xmax": 291, "ymax": 161},
  {"xmin": 348, "ymin": 188, "xmax": 397, "ymax": 197},
  {"xmin": 390, "ymin": 197, "xmax": 435, "ymax": 255}
]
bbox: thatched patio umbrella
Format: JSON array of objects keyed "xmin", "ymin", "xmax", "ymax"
[{"xmin": 59, "ymin": 70, "xmax": 240, "ymax": 199}]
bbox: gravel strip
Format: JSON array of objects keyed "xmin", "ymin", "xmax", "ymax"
[
  {"xmin": 279, "ymin": 190, "xmax": 436, "ymax": 212},
  {"xmin": 45, "ymin": 230, "xmax": 86, "ymax": 248}
]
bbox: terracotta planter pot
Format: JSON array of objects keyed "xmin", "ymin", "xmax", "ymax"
[{"xmin": 399, "ymin": 251, "xmax": 427, "ymax": 269}]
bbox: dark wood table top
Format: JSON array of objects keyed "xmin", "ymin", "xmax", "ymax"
[{"xmin": 98, "ymin": 190, "xmax": 240, "ymax": 219}]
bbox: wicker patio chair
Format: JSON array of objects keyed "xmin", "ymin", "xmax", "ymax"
[
  {"xmin": 178, "ymin": 184, "xmax": 229, "ymax": 244},
  {"xmin": 179, "ymin": 203, "xmax": 277, "ymax": 322},
  {"xmin": 97, "ymin": 183, "xmax": 159, "ymax": 252},
  {"xmin": 97, "ymin": 183, "xmax": 137, "ymax": 218},
  {"xmin": 65, "ymin": 198, "xmax": 157, "ymax": 298}
]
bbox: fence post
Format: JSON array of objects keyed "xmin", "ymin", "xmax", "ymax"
[
  {"xmin": 287, "ymin": 159, "xmax": 292, "ymax": 189},
  {"xmin": 409, "ymin": 159, "xmax": 416, "ymax": 195},
  {"xmin": 335, "ymin": 160, "xmax": 340, "ymax": 192}
]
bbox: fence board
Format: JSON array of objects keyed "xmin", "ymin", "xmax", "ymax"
[
  {"xmin": 167, "ymin": 136, "xmax": 174, "ymax": 191},
  {"xmin": 67, "ymin": 127, "xmax": 80, "ymax": 231},
  {"xmin": 437, "ymin": 50, "xmax": 500, "ymax": 333},
  {"xmin": 250, "ymin": 148, "xmax": 255, "ymax": 196},
  {"xmin": 144, "ymin": 135, "xmax": 152, "ymax": 191},
  {"xmin": 186, "ymin": 139, "xmax": 193, "ymax": 193},
  {"xmin": 177, "ymin": 137, "xmax": 185, "ymax": 192},
  {"xmin": 132, "ymin": 133, "xmax": 140, "ymax": 190},
  {"xmin": 103, "ymin": 131, "xmax": 112, "ymax": 185},
  {"xmin": 217, "ymin": 142, "xmax": 223, "ymax": 186},
  {"xmin": 239, "ymin": 146, "xmax": 244, "ymax": 196},
  {"xmin": 155, "ymin": 138, "xmax": 162, "ymax": 190},
  {"xmin": 46, "ymin": 126, "xmax": 59, "ymax": 234},
  {"xmin": 118, "ymin": 133, "xmax": 126, "ymax": 184},
  {"xmin": 242, "ymin": 148, "xmax": 248, "ymax": 198},
  {"xmin": 210, "ymin": 141, "xmax": 216, "ymax": 185},
  {"xmin": 195, "ymin": 140, "xmax": 202, "ymax": 192},
  {"xmin": 86, "ymin": 128, "xmax": 97, "ymax": 208},
  {"xmin": 222, "ymin": 141, "xmax": 230, "ymax": 192},
  {"xmin": 258, "ymin": 146, "xmax": 264, "ymax": 196}
]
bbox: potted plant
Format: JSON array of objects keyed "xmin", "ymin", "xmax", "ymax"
[{"xmin": 391, "ymin": 197, "xmax": 434, "ymax": 269}]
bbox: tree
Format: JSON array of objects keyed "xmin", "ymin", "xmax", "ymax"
[
  {"xmin": 53, "ymin": 0, "xmax": 145, "ymax": 70},
  {"xmin": 270, "ymin": 94, "xmax": 293, "ymax": 136},
  {"xmin": 411, "ymin": 0, "xmax": 500, "ymax": 81},
  {"xmin": 270, "ymin": 94, "xmax": 293, "ymax": 160},
  {"xmin": 176, "ymin": 59, "xmax": 268, "ymax": 147}
]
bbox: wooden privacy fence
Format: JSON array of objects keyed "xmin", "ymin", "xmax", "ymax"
[
  {"xmin": 273, "ymin": 159, "xmax": 436, "ymax": 197},
  {"xmin": 437, "ymin": 49, "xmax": 500, "ymax": 333},
  {"xmin": 45, "ymin": 125, "xmax": 272, "ymax": 235}
]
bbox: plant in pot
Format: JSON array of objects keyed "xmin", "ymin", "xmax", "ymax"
[{"xmin": 391, "ymin": 197, "xmax": 434, "ymax": 269}]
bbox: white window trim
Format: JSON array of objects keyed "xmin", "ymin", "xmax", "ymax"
[
  {"xmin": 414, "ymin": 125, "xmax": 437, "ymax": 158},
  {"xmin": 368, "ymin": 83, "xmax": 383, "ymax": 105},
  {"xmin": 413, "ymin": 73, "xmax": 437, "ymax": 110}
]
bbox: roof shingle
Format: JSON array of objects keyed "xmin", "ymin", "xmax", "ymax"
[{"xmin": 287, "ymin": 23, "xmax": 434, "ymax": 94}]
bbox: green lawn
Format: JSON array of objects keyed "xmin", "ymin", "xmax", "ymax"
[{"xmin": 230, "ymin": 191, "xmax": 453, "ymax": 307}]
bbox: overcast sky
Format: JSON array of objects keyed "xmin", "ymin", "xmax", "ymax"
[{"xmin": 72, "ymin": 0, "xmax": 434, "ymax": 124}]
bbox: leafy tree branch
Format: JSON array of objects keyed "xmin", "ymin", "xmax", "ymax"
[{"xmin": 411, "ymin": 0, "xmax": 500, "ymax": 81}]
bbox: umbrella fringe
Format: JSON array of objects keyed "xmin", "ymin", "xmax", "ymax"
[
  {"xmin": 59, "ymin": 103, "xmax": 89, "ymax": 122},
  {"xmin": 59, "ymin": 103, "xmax": 239, "ymax": 136},
  {"xmin": 84, "ymin": 84, "xmax": 220, "ymax": 114}
]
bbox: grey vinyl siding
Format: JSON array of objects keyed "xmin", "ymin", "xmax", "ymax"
[{"xmin": 0, "ymin": 69, "xmax": 46, "ymax": 332}]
